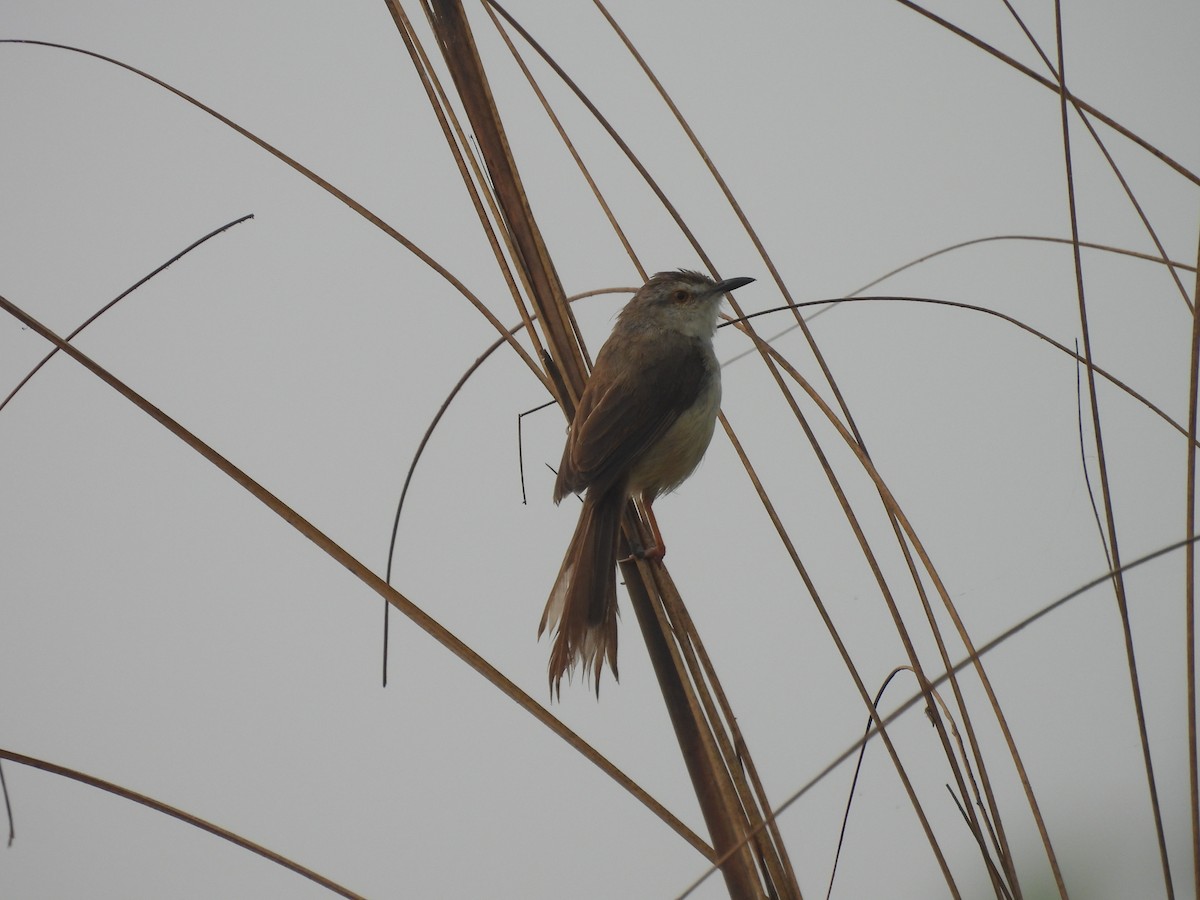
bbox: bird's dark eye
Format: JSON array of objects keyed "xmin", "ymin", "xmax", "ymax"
[{"xmin": 672, "ymin": 289, "xmax": 689, "ymax": 303}]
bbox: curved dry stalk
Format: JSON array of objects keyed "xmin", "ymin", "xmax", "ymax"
[
  {"xmin": 382, "ymin": 326, "xmax": 509, "ymax": 687},
  {"xmin": 678, "ymin": 532, "xmax": 1200, "ymax": 899},
  {"xmin": 826, "ymin": 668, "xmax": 1013, "ymax": 900},
  {"xmin": 1051, "ymin": 7, "xmax": 1167, "ymax": 896},
  {"xmin": 0, "ymin": 760, "xmax": 12, "ymax": 846},
  {"xmin": 479, "ymin": 2, "xmax": 764, "ymax": 353},
  {"xmin": 652, "ymin": 561, "xmax": 800, "ymax": 889},
  {"xmin": 718, "ymin": 412, "xmax": 959, "ymax": 896},
  {"xmin": 727, "ymin": 232, "xmax": 1197, "ymax": 345},
  {"xmin": 481, "ymin": 1, "xmax": 646, "ymax": 283},
  {"xmin": 414, "ymin": 0, "xmax": 584, "ymax": 407},
  {"xmin": 641, "ymin": 558, "xmax": 800, "ymax": 892},
  {"xmin": 384, "ymin": 1, "xmax": 557, "ymax": 377},
  {"xmin": 566, "ymin": 22, "xmax": 1005, "ymax": 870},
  {"xmin": 378, "ymin": 271, "xmax": 1199, "ymax": 895},
  {"xmin": 588, "ymin": 0, "xmax": 867, "ymax": 452},
  {"xmin": 852, "ymin": 235, "xmax": 1198, "ymax": 298},
  {"xmin": 725, "ymin": 323, "xmax": 1066, "ymax": 893},
  {"xmin": 473, "ymin": 16, "xmax": 950, "ymax": 890},
  {"xmin": 535, "ymin": 9, "xmax": 1039, "ymax": 887},
  {"xmin": 887, "ymin": 2, "xmax": 1199, "ymax": 186},
  {"xmin": 1074, "ymin": 343, "xmax": 1114, "ymax": 569},
  {"xmin": 0, "ymin": 748, "xmax": 364, "ymax": 899},
  {"xmin": 996, "ymin": 0, "xmax": 1193, "ymax": 313},
  {"xmin": 381, "ymin": 289, "xmax": 636, "ymax": 684},
  {"xmin": 825, "ymin": 666, "xmax": 911, "ymax": 900},
  {"xmin": 473, "ymin": 24, "xmax": 970, "ymax": 866},
  {"xmin": 726, "ymin": 296, "xmax": 1199, "ymax": 448},
  {"xmin": 0, "ymin": 214, "xmax": 253, "ymax": 415},
  {"xmin": 0, "ymin": 291, "xmax": 713, "ymax": 863},
  {"xmin": 416, "ymin": 4, "xmax": 795, "ymax": 895},
  {"xmin": 923, "ymin": 679, "xmax": 1013, "ymax": 899},
  {"xmin": 1186, "ymin": 232, "xmax": 1200, "ymax": 896},
  {"xmin": 0, "ymin": 40, "xmax": 548, "ymax": 391}
]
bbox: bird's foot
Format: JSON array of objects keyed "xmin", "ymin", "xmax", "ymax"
[{"xmin": 618, "ymin": 541, "xmax": 666, "ymax": 563}]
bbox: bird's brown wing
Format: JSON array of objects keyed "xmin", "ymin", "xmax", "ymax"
[{"xmin": 556, "ymin": 334, "xmax": 708, "ymax": 499}]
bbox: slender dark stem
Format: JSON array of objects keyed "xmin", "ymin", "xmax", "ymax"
[
  {"xmin": 946, "ymin": 786, "xmax": 1014, "ymax": 900},
  {"xmin": 1053, "ymin": 5, "xmax": 1171, "ymax": 895},
  {"xmin": 1074, "ymin": 340, "xmax": 1112, "ymax": 569},
  {"xmin": 0, "ymin": 214, "xmax": 253, "ymax": 415},
  {"xmin": 0, "ymin": 748, "xmax": 362, "ymax": 898},
  {"xmin": 720, "ymin": 296, "xmax": 1198, "ymax": 448},
  {"xmin": 1185, "ymin": 220, "xmax": 1200, "ymax": 897},
  {"xmin": 677, "ymin": 532, "xmax": 1200, "ymax": 899},
  {"xmin": 0, "ymin": 290, "xmax": 713, "ymax": 861},
  {"xmin": 825, "ymin": 667, "xmax": 907, "ymax": 899},
  {"xmin": 518, "ymin": 399, "xmax": 557, "ymax": 506},
  {"xmin": 887, "ymin": 3, "xmax": 1198, "ymax": 186},
  {"xmin": 0, "ymin": 760, "xmax": 13, "ymax": 847}
]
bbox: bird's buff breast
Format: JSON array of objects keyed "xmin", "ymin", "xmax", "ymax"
[{"xmin": 628, "ymin": 371, "xmax": 721, "ymax": 499}]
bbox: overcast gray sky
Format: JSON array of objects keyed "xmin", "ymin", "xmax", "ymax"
[{"xmin": 1, "ymin": 1, "xmax": 1197, "ymax": 898}]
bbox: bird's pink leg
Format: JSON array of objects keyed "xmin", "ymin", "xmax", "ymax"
[
  {"xmin": 616, "ymin": 499, "xmax": 667, "ymax": 563},
  {"xmin": 639, "ymin": 499, "xmax": 666, "ymax": 561}
]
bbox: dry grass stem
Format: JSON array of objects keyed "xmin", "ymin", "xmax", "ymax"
[{"xmin": 0, "ymin": 291, "xmax": 712, "ymax": 862}]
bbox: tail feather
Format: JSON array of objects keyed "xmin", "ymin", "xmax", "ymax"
[{"xmin": 540, "ymin": 488, "xmax": 622, "ymax": 696}]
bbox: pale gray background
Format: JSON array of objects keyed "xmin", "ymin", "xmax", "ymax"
[{"xmin": 1, "ymin": 1, "xmax": 1196, "ymax": 898}]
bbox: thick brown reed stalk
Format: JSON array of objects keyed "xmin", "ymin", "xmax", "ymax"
[{"xmin": 409, "ymin": 2, "xmax": 800, "ymax": 896}]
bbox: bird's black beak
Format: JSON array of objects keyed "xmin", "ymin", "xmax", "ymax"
[{"xmin": 713, "ymin": 276, "xmax": 755, "ymax": 294}]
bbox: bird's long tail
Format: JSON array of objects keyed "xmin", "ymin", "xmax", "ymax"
[{"xmin": 539, "ymin": 487, "xmax": 622, "ymax": 696}]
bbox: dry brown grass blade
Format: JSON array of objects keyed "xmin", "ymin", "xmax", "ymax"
[
  {"xmin": 641, "ymin": 558, "xmax": 800, "ymax": 893},
  {"xmin": 679, "ymin": 532, "xmax": 1200, "ymax": 899},
  {"xmin": 382, "ymin": 283, "xmax": 800, "ymax": 893},
  {"xmin": 1186, "ymin": 229, "xmax": 1200, "ymax": 896},
  {"xmin": 718, "ymin": 409, "xmax": 961, "ymax": 897},
  {"xmin": 588, "ymin": 0, "xmax": 866, "ymax": 450},
  {"xmin": 589, "ymin": 50, "xmax": 1186, "ymax": 875},
  {"xmin": 482, "ymin": 1, "xmax": 646, "ymax": 283},
  {"xmin": 889, "ymin": 2, "xmax": 1199, "ymax": 187},
  {"xmin": 385, "ymin": 0, "xmax": 561, "ymax": 377},
  {"xmin": 726, "ymin": 322, "xmax": 1069, "ymax": 896},
  {"xmin": 729, "ymin": 235, "xmax": 1197, "ymax": 362},
  {"xmin": 479, "ymin": 6, "xmax": 1009, "ymax": 886},
  {"xmin": 572, "ymin": 7, "xmax": 1029, "ymax": 888},
  {"xmin": 995, "ymin": 0, "xmax": 1193, "ymax": 313},
  {"xmin": 401, "ymin": 4, "xmax": 784, "ymax": 895},
  {"xmin": 419, "ymin": 0, "xmax": 579, "ymax": 402},
  {"xmin": 0, "ymin": 214, "xmax": 253, "ymax": 416},
  {"xmin": 653, "ymin": 560, "xmax": 801, "ymax": 891},
  {"xmin": 1052, "ymin": 6, "xmax": 1168, "ymax": 896},
  {"xmin": 0, "ymin": 290, "xmax": 713, "ymax": 862},
  {"xmin": 0, "ymin": 748, "xmax": 365, "ymax": 899},
  {"xmin": 617, "ymin": 551, "xmax": 777, "ymax": 899},
  {"xmin": 825, "ymin": 668, "xmax": 1011, "ymax": 900},
  {"xmin": 738, "ymin": 361, "xmax": 1010, "ymax": 893},
  {"xmin": 0, "ymin": 40, "xmax": 547, "ymax": 390},
  {"xmin": 851, "ymin": 235, "xmax": 1198, "ymax": 298},
  {"xmin": 728, "ymin": 296, "xmax": 1199, "ymax": 449}
]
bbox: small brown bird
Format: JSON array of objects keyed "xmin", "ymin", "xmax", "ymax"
[{"xmin": 540, "ymin": 269, "xmax": 755, "ymax": 694}]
